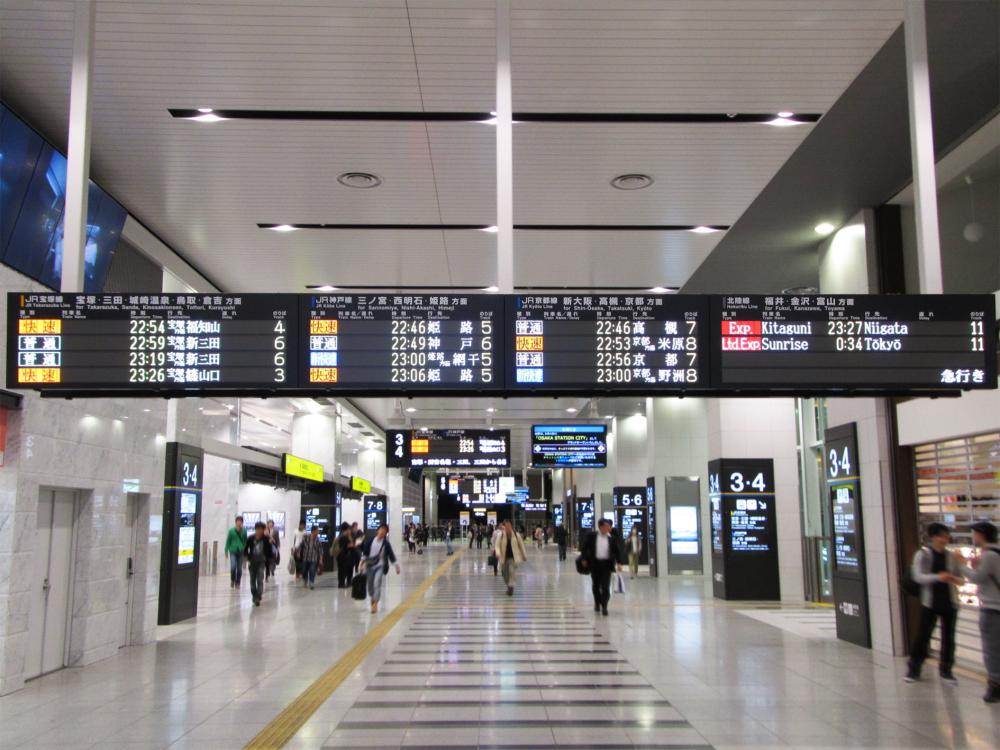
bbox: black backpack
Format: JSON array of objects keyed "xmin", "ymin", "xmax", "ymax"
[{"xmin": 901, "ymin": 548, "xmax": 922, "ymax": 597}]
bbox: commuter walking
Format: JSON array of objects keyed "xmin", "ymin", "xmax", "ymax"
[
  {"xmin": 300, "ymin": 526, "xmax": 323, "ymax": 589},
  {"xmin": 905, "ymin": 523, "xmax": 964, "ymax": 684},
  {"xmin": 534, "ymin": 525, "xmax": 544, "ymax": 550},
  {"xmin": 445, "ymin": 522, "xmax": 455, "ymax": 555},
  {"xmin": 407, "ymin": 524, "xmax": 417, "ymax": 554},
  {"xmin": 334, "ymin": 523, "xmax": 355, "ymax": 589},
  {"xmin": 627, "ymin": 527, "xmax": 642, "ymax": 579},
  {"xmin": 265, "ymin": 519, "xmax": 279, "ymax": 581},
  {"xmin": 245, "ymin": 521, "xmax": 275, "ymax": 606},
  {"xmin": 225, "ymin": 515, "xmax": 247, "ymax": 589},
  {"xmin": 469, "ymin": 523, "xmax": 476, "ymax": 549},
  {"xmin": 476, "ymin": 525, "xmax": 485, "ymax": 549},
  {"xmin": 495, "ymin": 520, "xmax": 527, "ymax": 596},
  {"xmin": 351, "ymin": 522, "xmax": 364, "ymax": 574},
  {"xmin": 581, "ymin": 519, "xmax": 623, "ymax": 616},
  {"xmin": 955, "ymin": 521, "xmax": 1000, "ymax": 702},
  {"xmin": 490, "ymin": 524, "xmax": 503, "ymax": 576},
  {"xmin": 291, "ymin": 520, "xmax": 307, "ymax": 580},
  {"xmin": 554, "ymin": 523, "xmax": 568, "ymax": 561},
  {"xmin": 361, "ymin": 524, "xmax": 400, "ymax": 614}
]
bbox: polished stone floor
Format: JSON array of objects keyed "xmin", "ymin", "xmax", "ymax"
[{"xmin": 1, "ymin": 543, "xmax": 998, "ymax": 749}]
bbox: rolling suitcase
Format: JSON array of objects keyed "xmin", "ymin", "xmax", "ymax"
[{"xmin": 351, "ymin": 572, "xmax": 367, "ymax": 600}]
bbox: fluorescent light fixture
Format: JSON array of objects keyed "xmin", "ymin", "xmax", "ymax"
[
  {"xmin": 405, "ymin": 407, "xmax": 417, "ymax": 413},
  {"xmin": 814, "ymin": 222, "xmax": 836, "ymax": 236},
  {"xmin": 565, "ymin": 407, "xmax": 577, "ymax": 413},
  {"xmin": 689, "ymin": 226, "xmax": 720, "ymax": 234},
  {"xmin": 316, "ymin": 285, "xmax": 337, "ymax": 292},
  {"xmin": 482, "ymin": 226, "xmax": 499, "ymax": 233},
  {"xmin": 777, "ymin": 111, "xmax": 794, "ymax": 118},
  {"xmin": 604, "ymin": 415, "xmax": 614, "ymax": 419},
  {"xmin": 766, "ymin": 117, "xmax": 803, "ymax": 127},
  {"xmin": 269, "ymin": 224, "xmax": 297, "ymax": 232},
  {"xmin": 483, "ymin": 285, "xmax": 500, "ymax": 293},
  {"xmin": 197, "ymin": 107, "xmax": 214, "ymax": 113},
  {"xmin": 189, "ymin": 113, "xmax": 226, "ymax": 123},
  {"xmin": 486, "ymin": 407, "xmax": 496, "ymax": 413},
  {"xmin": 649, "ymin": 286, "xmax": 670, "ymax": 293},
  {"xmin": 143, "ymin": 408, "xmax": 150, "ymax": 413}
]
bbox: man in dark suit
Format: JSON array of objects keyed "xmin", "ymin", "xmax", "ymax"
[
  {"xmin": 581, "ymin": 519, "xmax": 623, "ymax": 616},
  {"xmin": 554, "ymin": 524, "xmax": 568, "ymax": 561}
]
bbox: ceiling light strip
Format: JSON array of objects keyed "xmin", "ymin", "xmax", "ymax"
[
  {"xmin": 170, "ymin": 109, "xmax": 819, "ymax": 125},
  {"xmin": 260, "ymin": 223, "xmax": 730, "ymax": 231}
]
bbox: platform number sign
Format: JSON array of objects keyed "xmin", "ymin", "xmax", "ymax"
[
  {"xmin": 180, "ymin": 458, "xmax": 200, "ymax": 489},
  {"xmin": 365, "ymin": 496, "xmax": 388, "ymax": 532},
  {"xmin": 827, "ymin": 444, "xmax": 853, "ymax": 479},
  {"xmin": 725, "ymin": 470, "xmax": 769, "ymax": 494}
]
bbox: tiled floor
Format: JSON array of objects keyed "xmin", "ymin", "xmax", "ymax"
[{"xmin": 2, "ymin": 543, "xmax": 998, "ymax": 749}]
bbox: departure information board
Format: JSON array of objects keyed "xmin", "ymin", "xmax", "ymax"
[
  {"xmin": 508, "ymin": 294, "xmax": 710, "ymax": 390},
  {"xmin": 302, "ymin": 293, "xmax": 502, "ymax": 389},
  {"xmin": 6, "ymin": 292, "xmax": 996, "ymax": 395},
  {"xmin": 9, "ymin": 293, "xmax": 296, "ymax": 388},
  {"xmin": 714, "ymin": 294, "xmax": 996, "ymax": 390},
  {"xmin": 385, "ymin": 428, "xmax": 510, "ymax": 468},
  {"xmin": 531, "ymin": 424, "xmax": 608, "ymax": 468}
]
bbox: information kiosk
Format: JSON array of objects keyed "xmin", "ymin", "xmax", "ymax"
[
  {"xmin": 709, "ymin": 458, "xmax": 780, "ymax": 600},
  {"xmin": 824, "ymin": 423, "xmax": 871, "ymax": 648}
]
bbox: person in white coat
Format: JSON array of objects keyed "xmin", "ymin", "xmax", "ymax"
[{"xmin": 494, "ymin": 520, "xmax": 527, "ymax": 596}]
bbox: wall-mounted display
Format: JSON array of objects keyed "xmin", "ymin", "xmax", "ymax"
[
  {"xmin": 531, "ymin": 424, "xmax": 608, "ymax": 468},
  {"xmin": 364, "ymin": 496, "xmax": 387, "ymax": 532},
  {"xmin": 386, "ymin": 428, "xmax": 510, "ymax": 468}
]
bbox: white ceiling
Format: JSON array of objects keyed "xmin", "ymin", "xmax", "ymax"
[{"xmin": 0, "ymin": 0, "xmax": 905, "ymax": 291}]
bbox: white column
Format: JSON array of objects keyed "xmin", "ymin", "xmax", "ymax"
[
  {"xmin": 61, "ymin": 0, "xmax": 95, "ymax": 293},
  {"xmin": 904, "ymin": 0, "xmax": 944, "ymax": 293},
  {"xmin": 495, "ymin": 0, "xmax": 514, "ymax": 293},
  {"xmin": 290, "ymin": 413, "xmax": 337, "ymax": 473}
]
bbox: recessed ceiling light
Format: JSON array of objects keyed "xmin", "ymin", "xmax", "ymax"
[
  {"xmin": 420, "ymin": 426, "xmax": 429, "ymax": 431},
  {"xmin": 189, "ymin": 113, "xmax": 226, "ymax": 123},
  {"xmin": 483, "ymin": 285, "xmax": 500, "ymax": 293},
  {"xmin": 610, "ymin": 174, "xmax": 654, "ymax": 190},
  {"xmin": 337, "ymin": 171, "xmax": 382, "ymax": 189},
  {"xmin": 566, "ymin": 407, "xmax": 577, "ymax": 413},
  {"xmin": 481, "ymin": 226, "xmax": 499, "ymax": 233},
  {"xmin": 405, "ymin": 407, "xmax": 417, "ymax": 413},
  {"xmin": 777, "ymin": 111, "xmax": 794, "ymax": 118},
  {"xmin": 766, "ymin": 117, "xmax": 803, "ymax": 127},
  {"xmin": 269, "ymin": 224, "xmax": 297, "ymax": 232},
  {"xmin": 486, "ymin": 407, "xmax": 496, "ymax": 413},
  {"xmin": 316, "ymin": 285, "xmax": 337, "ymax": 292},
  {"xmin": 604, "ymin": 415, "xmax": 614, "ymax": 419},
  {"xmin": 814, "ymin": 222, "xmax": 836, "ymax": 236},
  {"xmin": 689, "ymin": 226, "xmax": 721, "ymax": 234},
  {"xmin": 197, "ymin": 107, "xmax": 214, "ymax": 113},
  {"xmin": 143, "ymin": 408, "xmax": 150, "ymax": 413}
]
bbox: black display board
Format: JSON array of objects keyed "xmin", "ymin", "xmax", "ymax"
[
  {"xmin": 575, "ymin": 496, "xmax": 595, "ymax": 547},
  {"xmin": 9, "ymin": 293, "xmax": 297, "ymax": 389},
  {"xmin": 646, "ymin": 477, "xmax": 658, "ymax": 577},
  {"xmin": 614, "ymin": 486, "xmax": 649, "ymax": 565},
  {"xmin": 708, "ymin": 458, "xmax": 780, "ymax": 601},
  {"xmin": 824, "ymin": 423, "xmax": 871, "ymax": 648},
  {"xmin": 364, "ymin": 495, "xmax": 388, "ymax": 535},
  {"xmin": 713, "ymin": 294, "xmax": 996, "ymax": 390},
  {"xmin": 386, "ymin": 428, "xmax": 510, "ymax": 468},
  {"xmin": 158, "ymin": 442, "xmax": 204, "ymax": 625},
  {"xmin": 301, "ymin": 292, "xmax": 503, "ymax": 389},
  {"xmin": 508, "ymin": 293, "xmax": 710, "ymax": 391},
  {"xmin": 8, "ymin": 292, "xmax": 996, "ymax": 396},
  {"xmin": 301, "ymin": 503, "xmax": 336, "ymax": 572},
  {"xmin": 531, "ymin": 424, "xmax": 607, "ymax": 467}
]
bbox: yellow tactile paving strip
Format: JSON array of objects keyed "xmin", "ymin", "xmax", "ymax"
[{"xmin": 244, "ymin": 548, "xmax": 465, "ymax": 750}]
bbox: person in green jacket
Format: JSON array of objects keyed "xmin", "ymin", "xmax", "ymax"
[{"xmin": 225, "ymin": 515, "xmax": 247, "ymax": 589}]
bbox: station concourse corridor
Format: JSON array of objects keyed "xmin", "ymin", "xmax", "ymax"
[{"xmin": 0, "ymin": 542, "xmax": 996, "ymax": 750}]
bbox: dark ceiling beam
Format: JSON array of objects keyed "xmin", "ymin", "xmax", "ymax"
[
  {"xmin": 683, "ymin": 0, "xmax": 1000, "ymax": 294},
  {"xmin": 259, "ymin": 223, "xmax": 729, "ymax": 231}
]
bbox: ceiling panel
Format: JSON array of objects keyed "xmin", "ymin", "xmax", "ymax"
[{"xmin": 511, "ymin": 0, "xmax": 906, "ymax": 112}]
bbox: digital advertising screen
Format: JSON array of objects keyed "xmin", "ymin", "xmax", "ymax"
[
  {"xmin": 531, "ymin": 424, "xmax": 608, "ymax": 468},
  {"xmin": 386, "ymin": 428, "xmax": 510, "ymax": 468},
  {"xmin": 669, "ymin": 506, "xmax": 699, "ymax": 556},
  {"xmin": 302, "ymin": 293, "xmax": 503, "ymax": 390},
  {"xmin": 576, "ymin": 498, "xmax": 595, "ymax": 530},
  {"xmin": 176, "ymin": 492, "xmax": 197, "ymax": 565},
  {"xmin": 508, "ymin": 293, "xmax": 710, "ymax": 391},
  {"xmin": 8, "ymin": 293, "xmax": 298, "ymax": 390},
  {"xmin": 713, "ymin": 294, "xmax": 997, "ymax": 390}
]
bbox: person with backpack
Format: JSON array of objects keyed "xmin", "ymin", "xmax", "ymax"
[
  {"xmin": 955, "ymin": 521, "xmax": 1000, "ymax": 703},
  {"xmin": 905, "ymin": 523, "xmax": 964, "ymax": 685},
  {"xmin": 360, "ymin": 524, "xmax": 400, "ymax": 614},
  {"xmin": 244, "ymin": 521, "xmax": 276, "ymax": 606},
  {"xmin": 224, "ymin": 515, "xmax": 247, "ymax": 589}
]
